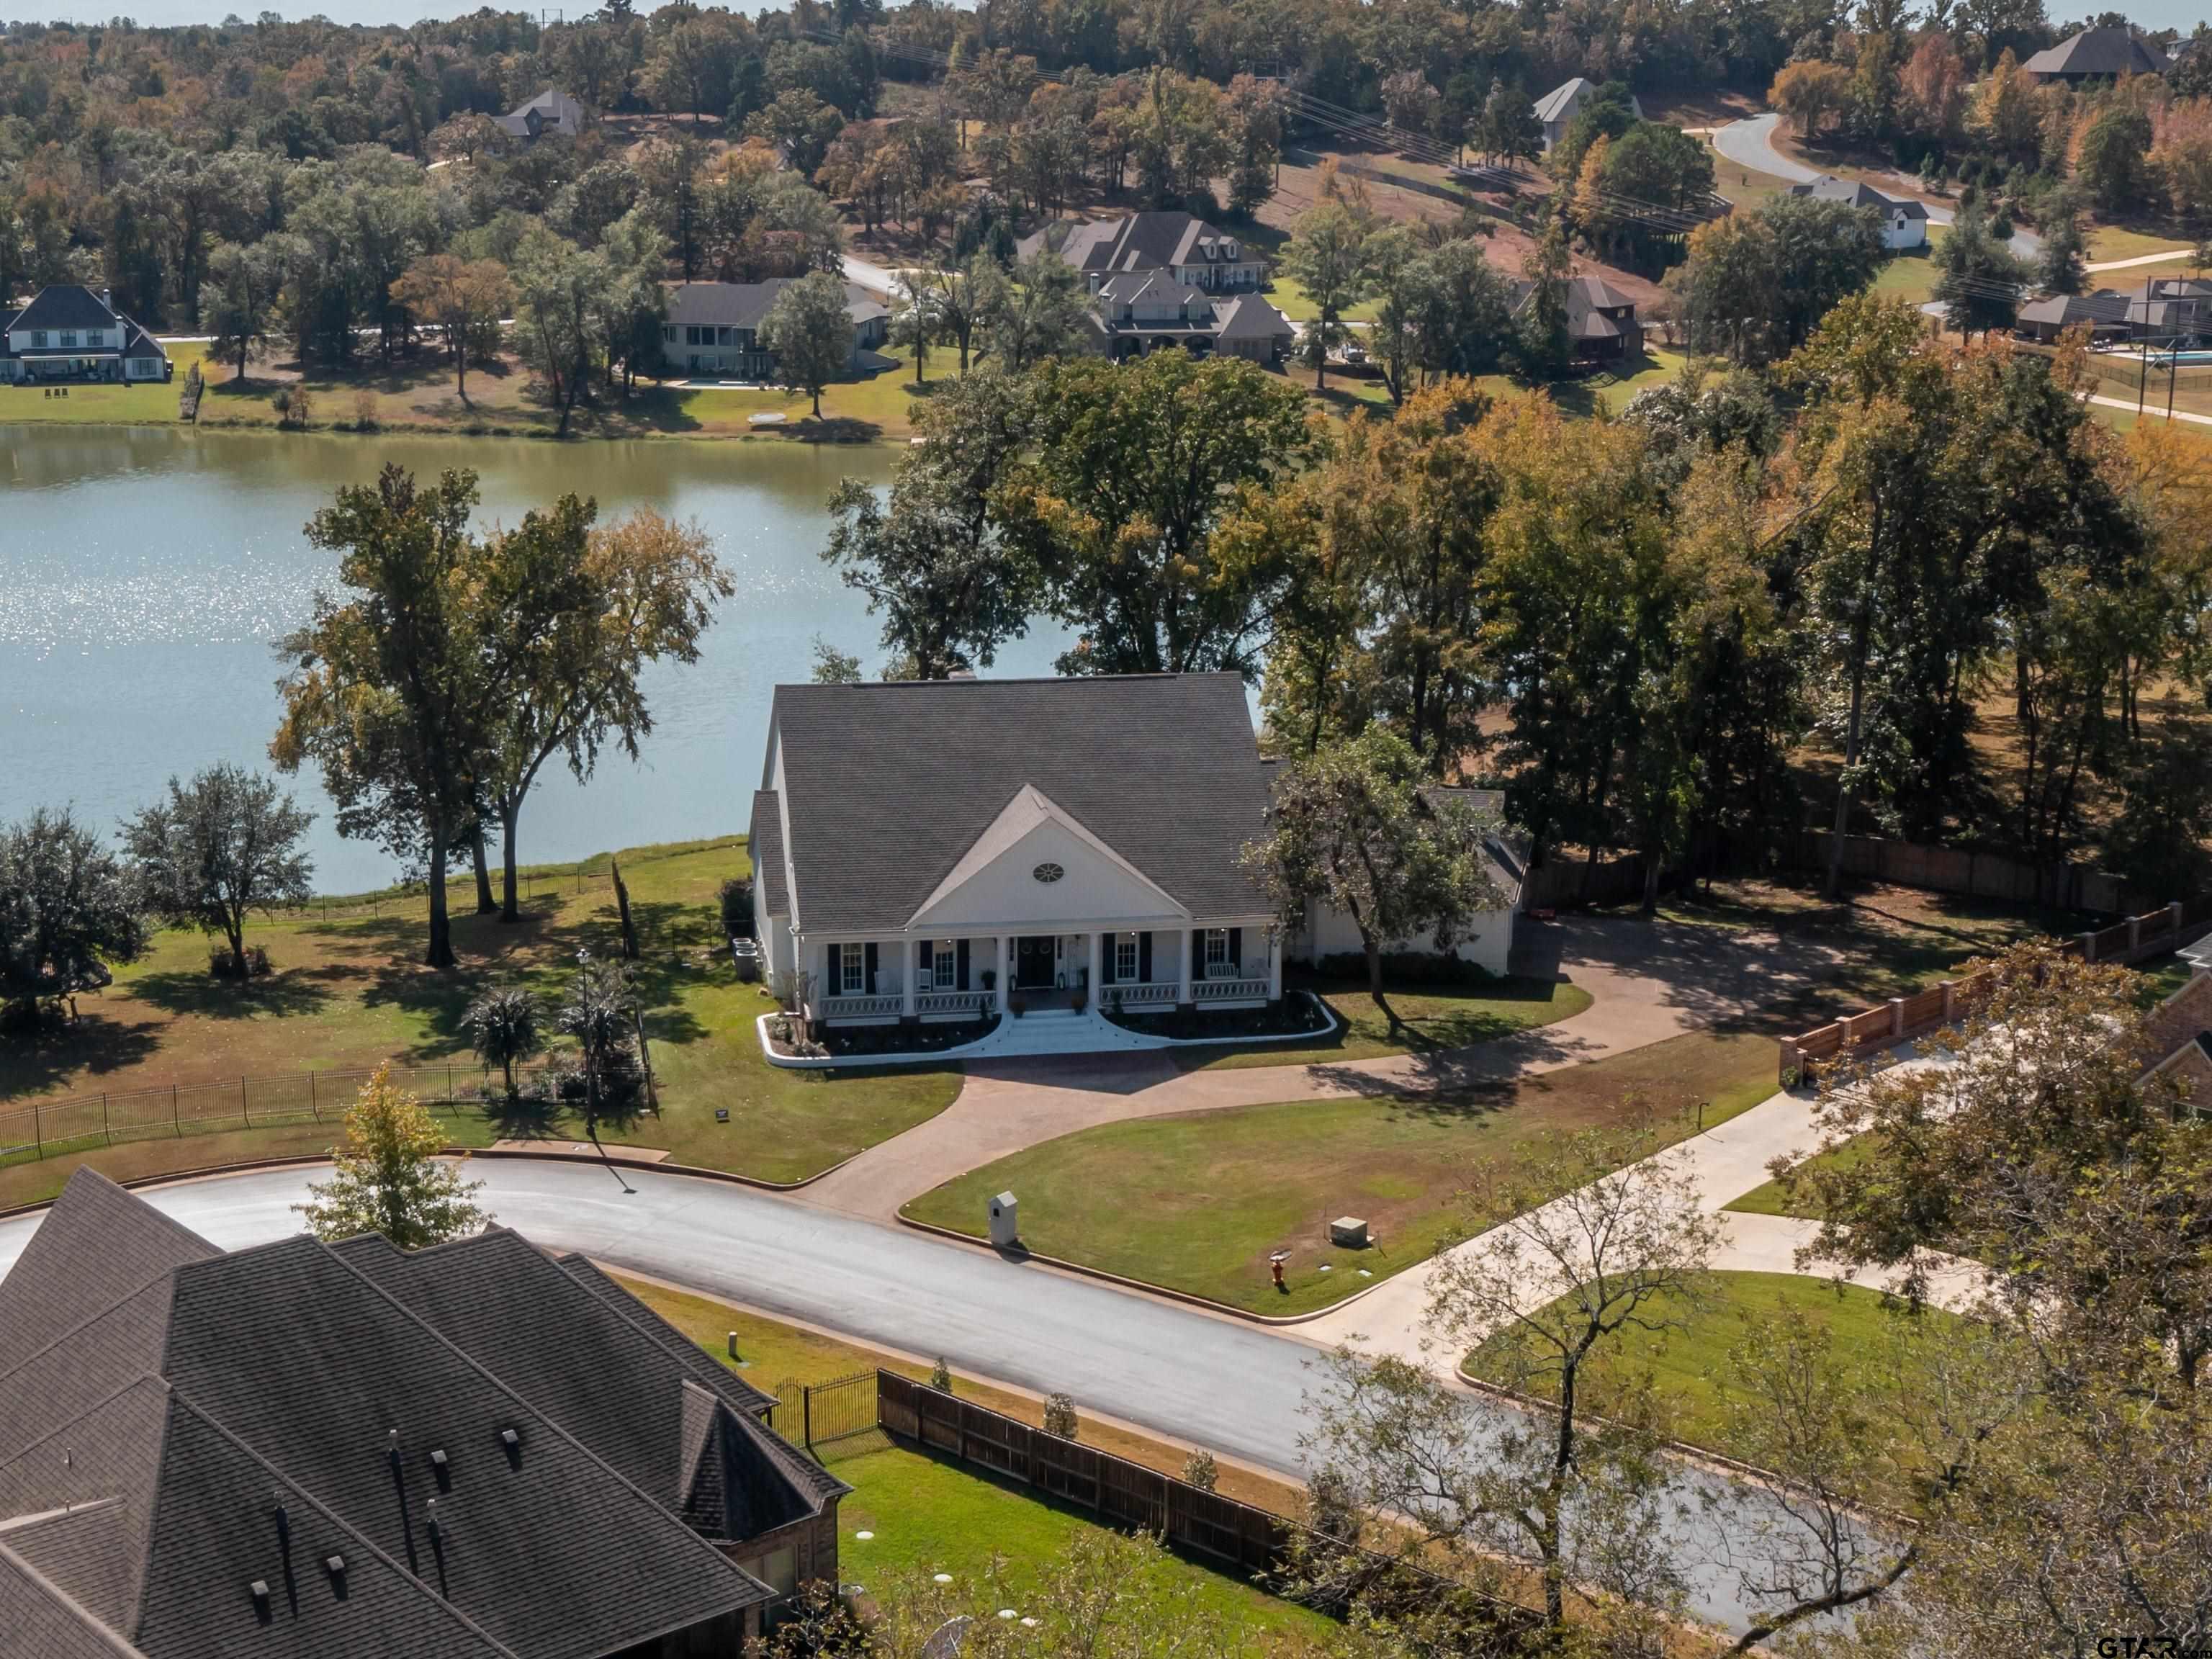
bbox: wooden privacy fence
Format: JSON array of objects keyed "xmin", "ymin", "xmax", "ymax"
[
  {"xmin": 1779, "ymin": 894, "xmax": 2212, "ymax": 1084},
  {"xmin": 1791, "ymin": 830, "xmax": 2134, "ymax": 916},
  {"xmin": 0, "ymin": 1062, "xmax": 539, "ymax": 1163},
  {"xmin": 875, "ymin": 1372, "xmax": 1538, "ymax": 1639}
]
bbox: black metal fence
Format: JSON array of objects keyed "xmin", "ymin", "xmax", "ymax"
[
  {"xmin": 0, "ymin": 1063, "xmax": 548, "ymax": 1164},
  {"xmin": 770, "ymin": 1370, "xmax": 884, "ymax": 1460}
]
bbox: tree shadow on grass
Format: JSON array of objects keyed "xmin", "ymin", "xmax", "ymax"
[
  {"xmin": 130, "ymin": 969, "xmax": 336, "ymax": 1021},
  {"xmin": 0, "ymin": 1013, "xmax": 163, "ymax": 1095}
]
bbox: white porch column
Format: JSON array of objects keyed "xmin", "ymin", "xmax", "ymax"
[
  {"xmin": 997, "ymin": 935, "xmax": 1012, "ymax": 1015},
  {"xmin": 1267, "ymin": 931, "xmax": 1282, "ymax": 1001},
  {"xmin": 1177, "ymin": 927, "xmax": 1195, "ymax": 1007},
  {"xmin": 902, "ymin": 939, "xmax": 918, "ymax": 1020},
  {"xmin": 1089, "ymin": 930, "xmax": 1105, "ymax": 1000}
]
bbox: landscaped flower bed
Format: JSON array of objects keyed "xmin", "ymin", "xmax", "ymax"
[
  {"xmin": 763, "ymin": 1011, "xmax": 1000, "ymax": 1060},
  {"xmin": 1097, "ymin": 992, "xmax": 1332, "ymax": 1046}
]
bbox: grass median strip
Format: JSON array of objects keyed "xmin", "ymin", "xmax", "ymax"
[
  {"xmin": 1462, "ymin": 1269, "xmax": 1958, "ymax": 1498},
  {"xmin": 904, "ymin": 1024, "xmax": 1784, "ymax": 1316}
]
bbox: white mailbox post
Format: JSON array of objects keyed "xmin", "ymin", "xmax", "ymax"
[{"xmin": 989, "ymin": 1191, "xmax": 1020, "ymax": 1248}]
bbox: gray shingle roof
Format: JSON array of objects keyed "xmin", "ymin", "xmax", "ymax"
[
  {"xmin": 0, "ymin": 1170, "xmax": 822, "ymax": 1659},
  {"xmin": 752, "ymin": 791, "xmax": 789, "ymax": 917},
  {"xmin": 2024, "ymin": 24, "xmax": 2170, "ymax": 76},
  {"xmin": 10, "ymin": 284, "xmax": 121, "ymax": 334},
  {"xmin": 1212, "ymin": 295, "xmax": 1296, "ymax": 340},
  {"xmin": 493, "ymin": 88, "xmax": 585, "ymax": 137},
  {"xmin": 0, "ymin": 1167, "xmax": 215, "ymax": 1377},
  {"xmin": 665, "ymin": 279, "xmax": 883, "ymax": 333},
  {"xmin": 765, "ymin": 674, "xmax": 1275, "ymax": 933},
  {"xmin": 0, "ymin": 1539, "xmax": 152, "ymax": 1659},
  {"xmin": 1788, "ymin": 175, "xmax": 1929, "ymax": 219}
]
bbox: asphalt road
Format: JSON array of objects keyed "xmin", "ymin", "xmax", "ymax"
[
  {"xmin": 1711, "ymin": 112, "xmax": 2043, "ymax": 256},
  {"xmin": 0, "ymin": 1159, "xmax": 1848, "ymax": 1635}
]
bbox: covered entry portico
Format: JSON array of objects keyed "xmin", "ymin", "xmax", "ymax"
[{"xmin": 804, "ymin": 920, "xmax": 1278, "ymax": 1027}]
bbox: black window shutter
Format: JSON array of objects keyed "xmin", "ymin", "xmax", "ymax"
[
  {"xmin": 1138, "ymin": 932, "xmax": 1153, "ymax": 982},
  {"xmin": 1100, "ymin": 939, "xmax": 1114, "ymax": 985},
  {"xmin": 1229, "ymin": 927, "xmax": 1242, "ymax": 972},
  {"xmin": 957, "ymin": 939, "xmax": 971, "ymax": 989},
  {"xmin": 917, "ymin": 941, "xmax": 932, "ymax": 984},
  {"xmin": 865, "ymin": 942, "xmax": 878, "ymax": 988}
]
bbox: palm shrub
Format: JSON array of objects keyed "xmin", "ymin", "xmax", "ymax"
[{"xmin": 464, "ymin": 986, "xmax": 542, "ymax": 1102}]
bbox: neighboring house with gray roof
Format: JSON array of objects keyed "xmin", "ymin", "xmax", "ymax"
[
  {"xmin": 1020, "ymin": 211, "xmax": 1289, "ymax": 364},
  {"xmin": 749, "ymin": 674, "xmax": 1522, "ymax": 1029},
  {"xmin": 1, "ymin": 285, "xmax": 170, "ymax": 385},
  {"xmin": 1026, "ymin": 210, "xmax": 1267, "ymax": 295},
  {"xmin": 2023, "ymin": 24, "xmax": 2170, "ymax": 81},
  {"xmin": 493, "ymin": 88, "xmax": 587, "ymax": 140},
  {"xmin": 1786, "ymin": 174, "xmax": 1930, "ymax": 249},
  {"xmin": 0, "ymin": 1169, "xmax": 844, "ymax": 1658},
  {"xmin": 1532, "ymin": 78, "xmax": 1642, "ymax": 152},
  {"xmin": 660, "ymin": 279, "xmax": 889, "ymax": 382},
  {"xmin": 1510, "ymin": 273, "xmax": 1646, "ymax": 362}
]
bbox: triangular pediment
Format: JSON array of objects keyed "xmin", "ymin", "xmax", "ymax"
[{"xmin": 907, "ymin": 786, "xmax": 1190, "ymax": 930}]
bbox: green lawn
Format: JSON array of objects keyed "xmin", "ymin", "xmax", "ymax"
[
  {"xmin": 0, "ymin": 341, "xmax": 925, "ymax": 442},
  {"xmin": 834, "ymin": 1449, "xmax": 1327, "ymax": 1645},
  {"xmin": 0, "ymin": 837, "xmax": 958, "ymax": 1207},
  {"xmin": 1263, "ymin": 275, "xmax": 1381, "ymax": 324},
  {"xmin": 904, "ymin": 1023, "xmax": 1785, "ymax": 1315},
  {"xmin": 1463, "ymin": 1270, "xmax": 1952, "ymax": 1489},
  {"xmin": 1873, "ymin": 232, "xmax": 1943, "ymax": 307},
  {"xmin": 1192, "ymin": 974, "xmax": 1591, "ymax": 1070},
  {"xmin": 2086, "ymin": 225, "xmax": 2197, "ymax": 266}
]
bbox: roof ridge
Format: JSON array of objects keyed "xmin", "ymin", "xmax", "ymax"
[
  {"xmin": 153, "ymin": 1390, "xmax": 525, "ymax": 1658},
  {"xmin": 0, "ymin": 1275, "xmax": 177, "ymax": 1396},
  {"xmin": 0, "ymin": 1534, "xmax": 150, "ymax": 1659},
  {"xmin": 0, "ymin": 1372, "xmax": 171, "ymax": 1491}
]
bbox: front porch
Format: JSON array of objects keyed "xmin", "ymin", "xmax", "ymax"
[{"xmin": 799, "ymin": 925, "xmax": 1280, "ymax": 1029}]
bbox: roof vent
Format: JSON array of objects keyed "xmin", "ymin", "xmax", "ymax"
[
  {"xmin": 426, "ymin": 1499, "xmax": 450, "ymax": 1599},
  {"xmin": 429, "ymin": 1447, "xmax": 451, "ymax": 1491},
  {"xmin": 324, "ymin": 1555, "xmax": 348, "ymax": 1600},
  {"xmin": 249, "ymin": 1581, "xmax": 272, "ymax": 1625},
  {"xmin": 499, "ymin": 1426, "xmax": 522, "ymax": 1470}
]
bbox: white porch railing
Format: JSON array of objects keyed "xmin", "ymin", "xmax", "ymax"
[
  {"xmin": 817, "ymin": 994, "xmax": 903, "ymax": 1020},
  {"xmin": 917, "ymin": 989, "xmax": 991, "ymax": 1017},
  {"xmin": 1101, "ymin": 981, "xmax": 1177, "ymax": 1008},
  {"xmin": 1193, "ymin": 977, "xmax": 1271, "ymax": 1003}
]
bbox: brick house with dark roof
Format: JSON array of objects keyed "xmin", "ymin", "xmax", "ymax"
[
  {"xmin": 0, "ymin": 1170, "xmax": 843, "ymax": 1658},
  {"xmin": 2023, "ymin": 24, "xmax": 2170, "ymax": 81}
]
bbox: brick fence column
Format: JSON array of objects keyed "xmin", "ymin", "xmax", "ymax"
[
  {"xmin": 2080, "ymin": 930, "xmax": 2098, "ymax": 963},
  {"xmin": 1889, "ymin": 997, "xmax": 1907, "ymax": 1039}
]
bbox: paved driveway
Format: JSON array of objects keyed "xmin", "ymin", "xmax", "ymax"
[
  {"xmin": 803, "ymin": 912, "xmax": 1857, "ymax": 1222},
  {"xmin": 0, "ymin": 1158, "xmax": 1861, "ymax": 1636}
]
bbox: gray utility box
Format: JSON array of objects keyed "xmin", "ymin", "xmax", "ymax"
[
  {"xmin": 989, "ymin": 1192, "xmax": 1020, "ymax": 1248},
  {"xmin": 1329, "ymin": 1216, "xmax": 1370, "ymax": 1249}
]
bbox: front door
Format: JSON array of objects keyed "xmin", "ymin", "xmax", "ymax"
[{"xmin": 1015, "ymin": 936, "xmax": 1057, "ymax": 990}]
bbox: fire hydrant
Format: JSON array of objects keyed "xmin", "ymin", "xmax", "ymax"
[{"xmin": 1269, "ymin": 1251, "xmax": 1290, "ymax": 1292}]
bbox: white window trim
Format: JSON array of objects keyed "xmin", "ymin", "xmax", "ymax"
[
  {"xmin": 1205, "ymin": 928, "xmax": 1230, "ymax": 977},
  {"xmin": 1115, "ymin": 936, "xmax": 1138, "ymax": 981},
  {"xmin": 933, "ymin": 941, "xmax": 956, "ymax": 989},
  {"xmin": 838, "ymin": 943, "xmax": 865, "ymax": 994}
]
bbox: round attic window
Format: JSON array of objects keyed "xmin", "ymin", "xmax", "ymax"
[{"xmin": 1031, "ymin": 862, "xmax": 1065, "ymax": 884}]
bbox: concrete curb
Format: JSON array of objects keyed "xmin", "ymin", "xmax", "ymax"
[
  {"xmin": 890, "ymin": 1208, "xmax": 1407, "ymax": 1329},
  {"xmin": 0, "ymin": 1138, "xmax": 862, "ymax": 1223}
]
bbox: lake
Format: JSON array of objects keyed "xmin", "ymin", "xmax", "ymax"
[{"xmin": 0, "ymin": 426, "xmax": 1066, "ymax": 893}]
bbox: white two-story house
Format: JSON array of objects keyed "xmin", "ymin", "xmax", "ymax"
[{"xmin": 1, "ymin": 285, "xmax": 171, "ymax": 385}]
